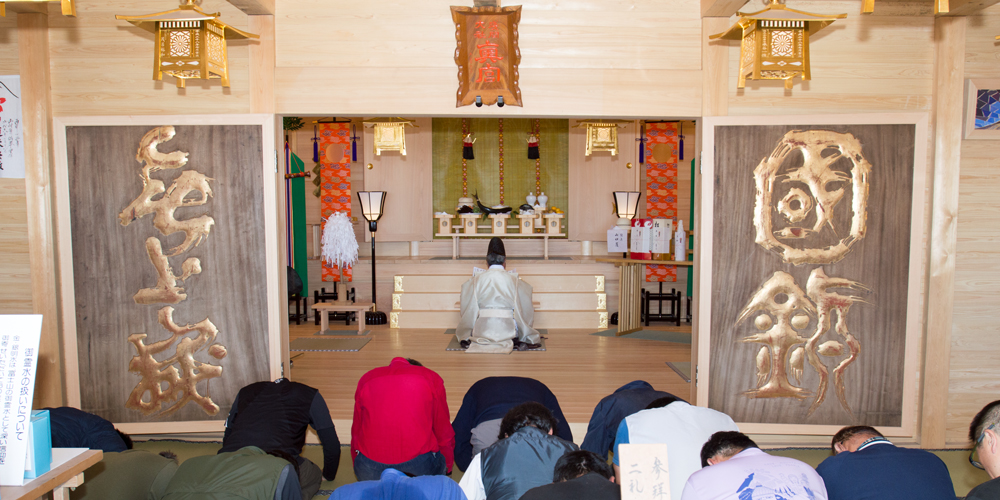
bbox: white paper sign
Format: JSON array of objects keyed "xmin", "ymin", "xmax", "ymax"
[
  {"xmin": 651, "ymin": 219, "xmax": 672, "ymax": 255},
  {"xmin": 0, "ymin": 76, "xmax": 25, "ymax": 179},
  {"xmin": 0, "ymin": 314, "xmax": 43, "ymax": 486},
  {"xmin": 608, "ymin": 227, "xmax": 628, "ymax": 253},
  {"xmin": 620, "ymin": 443, "xmax": 671, "ymax": 500},
  {"xmin": 631, "ymin": 226, "xmax": 651, "ymax": 254}
]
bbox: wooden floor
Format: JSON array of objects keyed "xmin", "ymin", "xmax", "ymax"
[{"xmin": 288, "ymin": 321, "xmax": 693, "ymax": 426}]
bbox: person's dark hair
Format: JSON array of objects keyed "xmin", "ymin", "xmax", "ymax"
[
  {"xmin": 830, "ymin": 425, "xmax": 882, "ymax": 453},
  {"xmin": 116, "ymin": 429, "xmax": 134, "ymax": 450},
  {"xmin": 645, "ymin": 395, "xmax": 681, "ymax": 410},
  {"xmin": 553, "ymin": 450, "xmax": 614, "ymax": 482},
  {"xmin": 700, "ymin": 431, "xmax": 758, "ymax": 467},
  {"xmin": 406, "ymin": 358, "xmax": 423, "ymax": 367},
  {"xmin": 498, "ymin": 402, "xmax": 557, "ymax": 439},
  {"xmin": 266, "ymin": 449, "xmax": 301, "ymax": 476},
  {"xmin": 969, "ymin": 400, "xmax": 1000, "ymax": 443},
  {"xmin": 159, "ymin": 450, "xmax": 179, "ymax": 463},
  {"xmin": 486, "ymin": 237, "xmax": 506, "ymax": 267}
]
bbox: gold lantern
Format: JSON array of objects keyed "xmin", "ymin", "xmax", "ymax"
[
  {"xmin": 116, "ymin": 0, "xmax": 257, "ymax": 89},
  {"xmin": 0, "ymin": 0, "xmax": 76, "ymax": 17},
  {"xmin": 363, "ymin": 118, "xmax": 416, "ymax": 156},
  {"xmin": 710, "ymin": 0, "xmax": 846, "ymax": 90},
  {"xmin": 576, "ymin": 120, "xmax": 629, "ymax": 156}
]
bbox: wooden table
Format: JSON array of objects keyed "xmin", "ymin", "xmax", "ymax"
[
  {"xmin": 447, "ymin": 233, "xmax": 567, "ymax": 259},
  {"xmin": 312, "ymin": 302, "xmax": 375, "ymax": 335},
  {"xmin": 1, "ymin": 448, "xmax": 102, "ymax": 500},
  {"xmin": 597, "ymin": 258, "xmax": 693, "ymax": 335}
]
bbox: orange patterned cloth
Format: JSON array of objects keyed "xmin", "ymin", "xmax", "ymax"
[
  {"xmin": 320, "ymin": 123, "xmax": 353, "ymax": 282},
  {"xmin": 645, "ymin": 122, "xmax": 679, "ymax": 282}
]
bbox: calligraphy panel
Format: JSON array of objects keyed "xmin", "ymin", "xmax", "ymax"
[
  {"xmin": 60, "ymin": 120, "xmax": 275, "ymax": 424},
  {"xmin": 451, "ymin": 5, "xmax": 522, "ymax": 107},
  {"xmin": 698, "ymin": 115, "xmax": 927, "ymax": 433}
]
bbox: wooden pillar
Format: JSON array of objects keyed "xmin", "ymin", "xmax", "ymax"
[
  {"xmin": 18, "ymin": 12, "xmax": 63, "ymax": 407},
  {"xmin": 691, "ymin": 17, "xmax": 730, "ymax": 404},
  {"xmin": 248, "ymin": 15, "xmax": 275, "ymax": 114},
  {"xmin": 921, "ymin": 16, "xmax": 965, "ymax": 448},
  {"xmin": 702, "ymin": 17, "xmax": 730, "ymax": 118}
]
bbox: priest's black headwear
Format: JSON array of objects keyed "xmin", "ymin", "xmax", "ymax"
[{"xmin": 487, "ymin": 237, "xmax": 506, "ymax": 267}]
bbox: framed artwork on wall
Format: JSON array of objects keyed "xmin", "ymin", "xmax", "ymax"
[
  {"xmin": 963, "ymin": 79, "xmax": 1000, "ymax": 139},
  {"xmin": 697, "ymin": 113, "xmax": 928, "ymax": 437},
  {"xmin": 53, "ymin": 115, "xmax": 283, "ymax": 433}
]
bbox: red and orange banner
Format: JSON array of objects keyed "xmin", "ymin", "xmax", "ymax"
[
  {"xmin": 645, "ymin": 122, "xmax": 679, "ymax": 282},
  {"xmin": 319, "ymin": 123, "xmax": 353, "ymax": 282}
]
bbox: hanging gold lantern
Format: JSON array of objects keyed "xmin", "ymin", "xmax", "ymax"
[
  {"xmin": 710, "ymin": 0, "xmax": 846, "ymax": 90},
  {"xmin": 116, "ymin": 0, "xmax": 257, "ymax": 89},
  {"xmin": 575, "ymin": 120, "xmax": 629, "ymax": 156},
  {"xmin": 0, "ymin": 0, "xmax": 76, "ymax": 17},
  {"xmin": 363, "ymin": 118, "xmax": 417, "ymax": 156}
]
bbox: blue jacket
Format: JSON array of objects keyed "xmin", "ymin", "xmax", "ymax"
[
  {"xmin": 816, "ymin": 440, "xmax": 955, "ymax": 500},
  {"xmin": 452, "ymin": 376, "xmax": 571, "ymax": 471},
  {"xmin": 579, "ymin": 381, "xmax": 677, "ymax": 458},
  {"xmin": 330, "ymin": 468, "xmax": 466, "ymax": 500}
]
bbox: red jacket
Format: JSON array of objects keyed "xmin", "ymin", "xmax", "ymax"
[{"xmin": 351, "ymin": 357, "xmax": 455, "ymax": 472}]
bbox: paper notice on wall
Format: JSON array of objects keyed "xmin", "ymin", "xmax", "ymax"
[
  {"xmin": 619, "ymin": 443, "xmax": 671, "ymax": 500},
  {"xmin": 0, "ymin": 76, "xmax": 25, "ymax": 179},
  {"xmin": 0, "ymin": 315, "xmax": 43, "ymax": 485}
]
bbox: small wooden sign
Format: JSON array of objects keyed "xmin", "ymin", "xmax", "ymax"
[{"xmin": 451, "ymin": 5, "xmax": 522, "ymax": 107}]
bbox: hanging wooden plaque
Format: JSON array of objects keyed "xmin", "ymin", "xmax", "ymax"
[{"xmin": 451, "ymin": 5, "xmax": 522, "ymax": 107}]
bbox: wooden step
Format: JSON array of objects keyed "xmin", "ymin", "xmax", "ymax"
[
  {"xmin": 394, "ymin": 274, "xmax": 606, "ymax": 293},
  {"xmin": 392, "ymin": 292, "xmax": 607, "ymax": 311},
  {"xmin": 390, "ymin": 310, "xmax": 609, "ymax": 330}
]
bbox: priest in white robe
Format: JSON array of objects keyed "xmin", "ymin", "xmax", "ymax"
[{"xmin": 456, "ymin": 237, "xmax": 540, "ymax": 353}]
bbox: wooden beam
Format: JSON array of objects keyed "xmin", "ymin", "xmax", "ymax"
[
  {"xmin": 4, "ymin": 2, "xmax": 48, "ymax": 14},
  {"xmin": 938, "ymin": 0, "xmax": 1000, "ymax": 15},
  {"xmin": 702, "ymin": 0, "xmax": 749, "ymax": 18},
  {"xmin": 702, "ymin": 18, "xmax": 730, "ymax": 118},
  {"xmin": 249, "ymin": 15, "xmax": 274, "ymax": 114},
  {"xmin": 226, "ymin": 0, "xmax": 273, "ymax": 15},
  {"xmin": 920, "ymin": 16, "xmax": 965, "ymax": 449},
  {"xmin": 18, "ymin": 12, "xmax": 64, "ymax": 408}
]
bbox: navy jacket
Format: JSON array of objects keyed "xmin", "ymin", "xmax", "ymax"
[
  {"xmin": 44, "ymin": 407, "xmax": 128, "ymax": 452},
  {"xmin": 816, "ymin": 441, "xmax": 955, "ymax": 500},
  {"xmin": 451, "ymin": 376, "xmax": 571, "ymax": 471},
  {"xmin": 579, "ymin": 380, "xmax": 677, "ymax": 458}
]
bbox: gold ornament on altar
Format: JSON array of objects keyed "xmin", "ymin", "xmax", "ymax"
[
  {"xmin": 0, "ymin": 0, "xmax": 75, "ymax": 17},
  {"xmin": 116, "ymin": 0, "xmax": 258, "ymax": 88},
  {"xmin": 710, "ymin": 0, "xmax": 846, "ymax": 90},
  {"xmin": 576, "ymin": 120, "xmax": 629, "ymax": 156},
  {"xmin": 364, "ymin": 118, "xmax": 417, "ymax": 156}
]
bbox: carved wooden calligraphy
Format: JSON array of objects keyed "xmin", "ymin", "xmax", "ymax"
[{"xmin": 451, "ymin": 5, "xmax": 522, "ymax": 107}]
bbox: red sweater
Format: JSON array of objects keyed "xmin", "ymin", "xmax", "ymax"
[{"xmin": 351, "ymin": 357, "xmax": 455, "ymax": 472}]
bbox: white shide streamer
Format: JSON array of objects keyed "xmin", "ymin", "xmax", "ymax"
[{"xmin": 321, "ymin": 211, "xmax": 359, "ymax": 270}]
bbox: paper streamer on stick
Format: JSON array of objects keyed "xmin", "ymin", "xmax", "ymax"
[{"xmin": 322, "ymin": 212, "xmax": 359, "ymax": 270}]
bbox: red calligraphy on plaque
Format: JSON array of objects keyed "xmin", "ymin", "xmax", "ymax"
[
  {"xmin": 475, "ymin": 42, "xmax": 503, "ymax": 64},
  {"xmin": 474, "ymin": 20, "xmax": 486, "ymax": 39},
  {"xmin": 476, "ymin": 63, "xmax": 499, "ymax": 83}
]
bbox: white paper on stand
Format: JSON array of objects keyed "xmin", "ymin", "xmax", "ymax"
[
  {"xmin": 0, "ymin": 76, "xmax": 25, "ymax": 179},
  {"xmin": 651, "ymin": 219, "xmax": 672, "ymax": 255},
  {"xmin": 607, "ymin": 227, "xmax": 628, "ymax": 253},
  {"xmin": 0, "ymin": 315, "xmax": 43, "ymax": 485}
]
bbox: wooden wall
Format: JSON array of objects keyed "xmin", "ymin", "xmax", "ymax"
[
  {"xmin": 0, "ymin": 0, "xmax": 997, "ymax": 447},
  {"xmin": 0, "ymin": 13, "xmax": 27, "ymax": 315},
  {"xmin": 949, "ymin": 4, "xmax": 1000, "ymax": 445},
  {"xmin": 273, "ymin": 0, "xmax": 704, "ymax": 117}
]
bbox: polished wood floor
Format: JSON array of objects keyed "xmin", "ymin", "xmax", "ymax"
[{"xmin": 288, "ymin": 321, "xmax": 693, "ymax": 426}]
